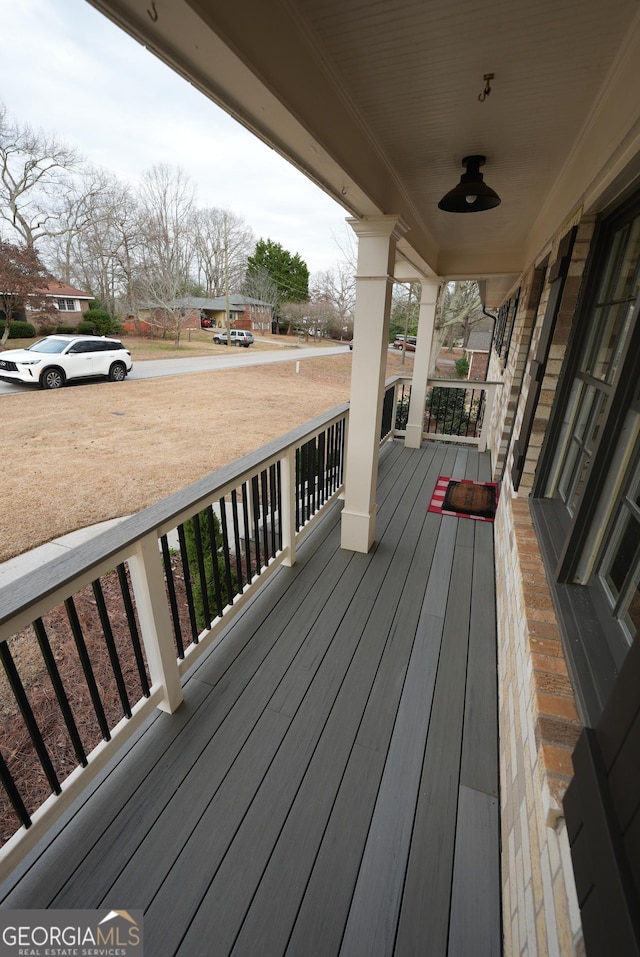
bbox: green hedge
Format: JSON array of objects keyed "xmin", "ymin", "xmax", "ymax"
[
  {"xmin": 183, "ymin": 510, "xmax": 237, "ymax": 631},
  {"xmin": 0, "ymin": 320, "xmax": 36, "ymax": 339},
  {"xmin": 82, "ymin": 309, "xmax": 121, "ymax": 336}
]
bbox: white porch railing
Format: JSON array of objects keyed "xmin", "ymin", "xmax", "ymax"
[{"xmin": 390, "ymin": 377, "xmax": 502, "ymax": 452}]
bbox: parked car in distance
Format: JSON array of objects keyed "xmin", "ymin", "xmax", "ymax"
[
  {"xmin": 0, "ymin": 335, "xmax": 133, "ymax": 390},
  {"xmin": 393, "ymin": 335, "xmax": 417, "ymax": 351},
  {"xmin": 200, "ymin": 318, "xmax": 213, "ymax": 327},
  {"xmin": 212, "ymin": 329, "xmax": 254, "ymax": 347}
]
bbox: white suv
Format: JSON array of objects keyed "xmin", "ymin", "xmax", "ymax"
[
  {"xmin": 0, "ymin": 335, "xmax": 133, "ymax": 389},
  {"xmin": 212, "ymin": 329, "xmax": 254, "ymax": 347}
]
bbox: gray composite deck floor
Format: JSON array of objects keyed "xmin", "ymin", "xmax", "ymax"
[{"xmin": 0, "ymin": 440, "xmax": 501, "ymax": 956}]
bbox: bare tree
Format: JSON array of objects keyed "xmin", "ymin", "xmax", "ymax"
[
  {"xmin": 389, "ymin": 283, "xmax": 420, "ymax": 364},
  {"xmin": 0, "ymin": 240, "xmax": 54, "ymax": 345},
  {"xmin": 332, "ymin": 223, "xmax": 358, "ymax": 275},
  {"xmin": 0, "ymin": 102, "xmax": 81, "ymax": 249},
  {"xmin": 135, "ymin": 165, "xmax": 196, "ymax": 344},
  {"xmin": 242, "ymin": 265, "xmax": 280, "ymax": 325},
  {"xmin": 310, "ymin": 262, "xmax": 355, "ymax": 340},
  {"xmin": 277, "ymin": 301, "xmax": 309, "ymax": 338},
  {"xmin": 136, "ymin": 266, "xmax": 194, "ymax": 345},
  {"xmin": 192, "ymin": 207, "xmax": 253, "ymax": 297},
  {"xmin": 139, "ymin": 164, "xmax": 195, "ymax": 260},
  {"xmin": 47, "ymin": 169, "xmax": 144, "ymax": 316},
  {"xmin": 274, "ymin": 299, "xmax": 336, "ymax": 340},
  {"xmin": 431, "ymin": 280, "xmax": 484, "ymax": 370}
]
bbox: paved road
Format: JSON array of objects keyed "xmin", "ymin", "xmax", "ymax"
[{"xmin": 0, "ymin": 343, "xmax": 351, "ymax": 395}]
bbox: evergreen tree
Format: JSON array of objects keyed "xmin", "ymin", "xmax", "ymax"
[{"xmin": 245, "ymin": 239, "xmax": 309, "ymax": 305}]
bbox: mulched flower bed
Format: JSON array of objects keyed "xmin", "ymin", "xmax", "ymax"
[{"xmin": 0, "ymin": 561, "xmax": 191, "ymax": 846}]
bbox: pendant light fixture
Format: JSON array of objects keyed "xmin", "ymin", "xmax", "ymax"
[{"xmin": 438, "ymin": 155, "xmax": 501, "ymax": 213}]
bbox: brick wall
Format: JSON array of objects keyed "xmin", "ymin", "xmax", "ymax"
[
  {"xmin": 495, "ymin": 493, "xmax": 583, "ymax": 956},
  {"xmin": 489, "ymin": 211, "xmax": 598, "ymax": 955},
  {"xmin": 468, "ymin": 349, "xmax": 489, "ymax": 380},
  {"xmin": 517, "ymin": 217, "xmax": 596, "ymax": 494}
]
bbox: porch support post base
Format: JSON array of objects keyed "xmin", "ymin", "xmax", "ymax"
[
  {"xmin": 340, "ymin": 506, "xmax": 377, "ymax": 553},
  {"xmin": 404, "ymin": 422, "xmax": 424, "ymax": 448}
]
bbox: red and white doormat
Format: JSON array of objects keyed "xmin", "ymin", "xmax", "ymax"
[{"xmin": 428, "ymin": 476, "xmax": 499, "ymax": 522}]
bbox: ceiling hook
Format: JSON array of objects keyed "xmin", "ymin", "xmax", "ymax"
[
  {"xmin": 148, "ymin": 1, "xmax": 158, "ymax": 22},
  {"xmin": 478, "ymin": 73, "xmax": 494, "ymax": 102}
]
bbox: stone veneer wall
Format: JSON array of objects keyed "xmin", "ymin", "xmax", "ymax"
[
  {"xmin": 495, "ymin": 493, "xmax": 583, "ymax": 956},
  {"xmin": 488, "ymin": 213, "xmax": 598, "ymax": 955}
]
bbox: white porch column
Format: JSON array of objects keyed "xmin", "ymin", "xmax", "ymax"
[
  {"xmin": 405, "ymin": 279, "xmax": 440, "ymax": 448},
  {"xmin": 341, "ymin": 214, "xmax": 408, "ymax": 553}
]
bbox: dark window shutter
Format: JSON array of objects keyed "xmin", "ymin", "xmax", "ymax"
[{"xmin": 511, "ymin": 226, "xmax": 577, "ymax": 490}]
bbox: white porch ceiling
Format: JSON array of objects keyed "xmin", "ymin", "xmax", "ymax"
[{"xmin": 91, "ymin": 0, "xmax": 640, "ymax": 304}]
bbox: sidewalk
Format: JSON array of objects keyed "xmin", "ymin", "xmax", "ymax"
[{"xmin": 0, "ymin": 518, "xmax": 128, "ymax": 588}]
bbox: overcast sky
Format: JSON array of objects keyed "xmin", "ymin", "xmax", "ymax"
[{"xmin": 0, "ymin": 0, "xmax": 351, "ymax": 275}]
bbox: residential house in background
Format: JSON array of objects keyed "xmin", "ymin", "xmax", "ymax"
[
  {"xmin": 132, "ymin": 294, "xmax": 273, "ymax": 335},
  {"xmin": 464, "ymin": 327, "xmax": 493, "ymax": 381},
  {"xmin": 3, "ymin": 280, "xmax": 92, "ymax": 327},
  {"xmin": 43, "ymin": 281, "xmax": 93, "ymax": 321}
]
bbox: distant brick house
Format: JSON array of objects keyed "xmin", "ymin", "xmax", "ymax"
[
  {"xmin": 130, "ymin": 295, "xmax": 274, "ymax": 335},
  {"xmin": 32, "ymin": 281, "xmax": 92, "ymax": 325},
  {"xmin": 464, "ymin": 327, "xmax": 493, "ymax": 380},
  {"xmin": 2, "ymin": 280, "xmax": 92, "ymax": 328}
]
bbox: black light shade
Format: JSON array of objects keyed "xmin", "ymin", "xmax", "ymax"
[{"xmin": 438, "ymin": 155, "xmax": 501, "ymax": 213}]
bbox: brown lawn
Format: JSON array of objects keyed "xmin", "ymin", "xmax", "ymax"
[{"xmin": 2, "ymin": 335, "xmax": 413, "ymax": 562}]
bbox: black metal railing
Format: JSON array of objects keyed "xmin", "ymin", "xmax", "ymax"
[
  {"xmin": 425, "ymin": 385, "xmax": 486, "ymax": 438},
  {"xmin": 392, "ymin": 377, "xmax": 499, "ymax": 451},
  {"xmin": 394, "ymin": 382, "xmax": 411, "ymax": 431},
  {"xmin": 296, "ymin": 417, "xmax": 346, "ymax": 530},
  {"xmin": 0, "ymin": 565, "xmax": 151, "ymax": 839},
  {"xmin": 380, "ymin": 384, "xmax": 396, "ymax": 440}
]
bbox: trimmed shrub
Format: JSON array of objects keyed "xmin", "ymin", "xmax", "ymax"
[
  {"xmin": 455, "ymin": 354, "xmax": 470, "ymax": 378},
  {"xmin": 77, "ymin": 320, "xmax": 96, "ymax": 335},
  {"xmin": 183, "ymin": 509, "xmax": 237, "ymax": 631},
  {"xmin": 395, "ymin": 394, "xmax": 410, "ymax": 430},
  {"xmin": 426, "ymin": 386, "xmax": 469, "ymax": 435},
  {"xmin": 0, "ymin": 320, "xmax": 36, "ymax": 339},
  {"xmin": 82, "ymin": 308, "xmax": 121, "ymax": 336}
]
